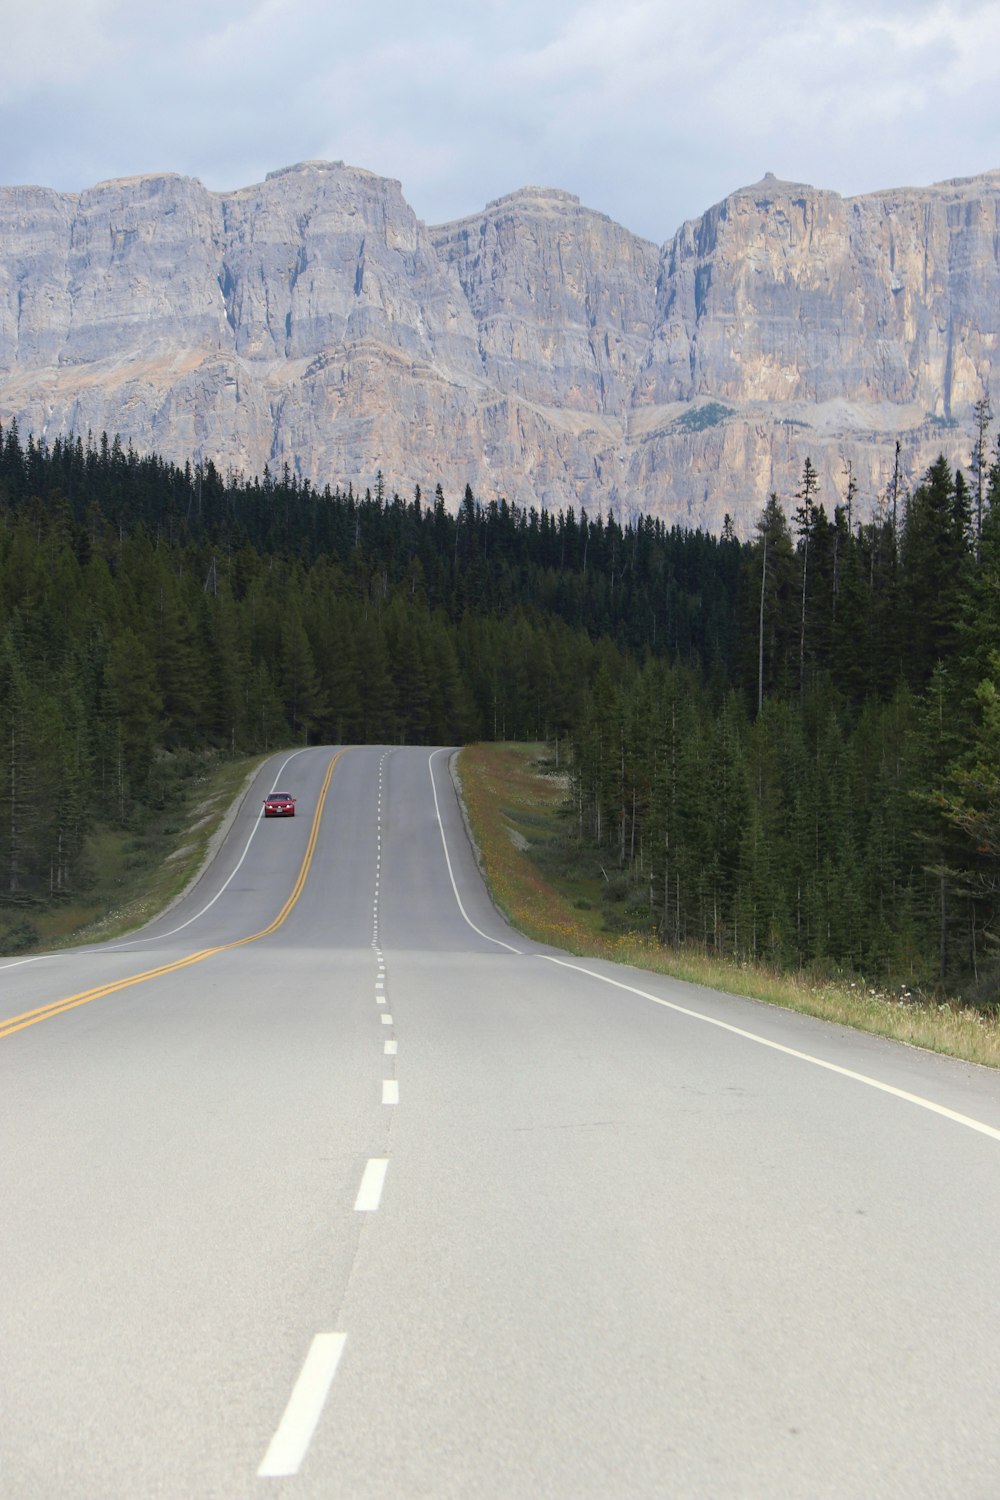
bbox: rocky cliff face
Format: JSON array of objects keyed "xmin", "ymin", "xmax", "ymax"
[{"xmin": 0, "ymin": 161, "xmax": 997, "ymax": 531}]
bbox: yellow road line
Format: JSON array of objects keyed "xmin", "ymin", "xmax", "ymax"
[{"xmin": 0, "ymin": 751, "xmax": 342, "ymax": 1042}]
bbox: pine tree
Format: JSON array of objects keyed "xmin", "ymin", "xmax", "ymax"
[
  {"xmin": 104, "ymin": 629, "xmax": 162, "ymax": 796},
  {"xmin": 793, "ymin": 457, "xmax": 819, "ymax": 699},
  {"xmin": 744, "ymin": 494, "xmax": 797, "ymax": 710},
  {"xmin": 971, "ymin": 389, "xmax": 993, "ymax": 563},
  {"xmin": 900, "ymin": 457, "xmax": 971, "ymax": 690},
  {"xmin": 279, "ymin": 611, "xmax": 327, "ymax": 742}
]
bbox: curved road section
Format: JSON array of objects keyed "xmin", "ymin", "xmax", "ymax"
[{"xmin": 2, "ymin": 746, "xmax": 1000, "ymax": 1499}]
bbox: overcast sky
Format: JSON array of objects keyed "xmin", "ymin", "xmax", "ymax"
[{"xmin": 2, "ymin": 0, "xmax": 999, "ymax": 244}]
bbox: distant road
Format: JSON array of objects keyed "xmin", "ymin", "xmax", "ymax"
[{"xmin": 3, "ymin": 746, "xmax": 1000, "ymax": 1499}]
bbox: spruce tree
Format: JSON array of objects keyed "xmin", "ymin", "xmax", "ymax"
[{"xmin": 793, "ymin": 457, "xmax": 820, "ymax": 699}]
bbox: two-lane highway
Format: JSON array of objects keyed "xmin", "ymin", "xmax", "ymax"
[{"xmin": 3, "ymin": 746, "xmax": 1000, "ymax": 1498}]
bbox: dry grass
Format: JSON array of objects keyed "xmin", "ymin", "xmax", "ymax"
[{"xmin": 457, "ymin": 742, "xmax": 1000, "ymax": 1069}]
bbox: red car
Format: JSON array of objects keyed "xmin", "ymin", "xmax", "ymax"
[{"xmin": 263, "ymin": 791, "xmax": 296, "ymax": 818}]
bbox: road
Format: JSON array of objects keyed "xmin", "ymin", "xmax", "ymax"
[{"xmin": 2, "ymin": 744, "xmax": 1000, "ymax": 1499}]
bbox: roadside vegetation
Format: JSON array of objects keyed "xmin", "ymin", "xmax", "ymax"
[
  {"xmin": 4, "ymin": 419, "xmax": 1000, "ymax": 1006},
  {"xmin": 0, "ymin": 750, "xmax": 267, "ymax": 954},
  {"xmin": 458, "ymin": 742, "xmax": 1000, "ymax": 1069}
]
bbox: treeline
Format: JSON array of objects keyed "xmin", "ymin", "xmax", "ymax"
[
  {"xmin": 0, "ymin": 426, "xmax": 740, "ymax": 669},
  {"xmin": 2, "ymin": 419, "xmax": 999, "ymax": 1001},
  {"xmin": 572, "ymin": 453, "xmax": 1000, "ymax": 999},
  {"xmin": 0, "ymin": 421, "xmax": 704, "ymax": 905},
  {"xmin": 0, "ymin": 509, "xmax": 598, "ymax": 899}
]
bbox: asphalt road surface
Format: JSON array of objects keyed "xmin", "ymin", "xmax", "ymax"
[{"xmin": 3, "ymin": 745, "xmax": 1000, "ymax": 1499}]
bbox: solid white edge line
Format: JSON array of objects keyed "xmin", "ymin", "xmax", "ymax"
[
  {"xmin": 540, "ymin": 955, "xmax": 1000, "ymax": 1144},
  {"xmin": 0, "ymin": 747, "xmax": 314, "ymax": 973},
  {"xmin": 104, "ymin": 748, "xmax": 314, "ymax": 946},
  {"xmin": 428, "ymin": 749, "xmax": 521, "ymax": 954},
  {"xmin": 0, "ymin": 747, "xmax": 313, "ymax": 972},
  {"xmin": 354, "ymin": 1158, "xmax": 389, "ymax": 1211},
  {"xmin": 258, "ymin": 1332, "xmax": 347, "ymax": 1478},
  {"xmin": 382, "ymin": 1080, "xmax": 399, "ymax": 1104}
]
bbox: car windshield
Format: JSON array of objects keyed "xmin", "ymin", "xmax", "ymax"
[{"xmin": 270, "ymin": 792, "xmax": 292, "ymax": 800}]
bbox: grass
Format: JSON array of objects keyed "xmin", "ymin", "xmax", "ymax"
[
  {"xmin": 456, "ymin": 741, "xmax": 1000, "ymax": 1070},
  {"xmin": 0, "ymin": 749, "xmax": 272, "ymax": 954}
]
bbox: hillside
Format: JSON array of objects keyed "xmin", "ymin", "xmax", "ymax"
[{"xmin": 1, "ymin": 162, "xmax": 998, "ymax": 528}]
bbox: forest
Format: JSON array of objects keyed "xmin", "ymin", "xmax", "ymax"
[{"xmin": 0, "ymin": 422, "xmax": 998, "ymax": 1001}]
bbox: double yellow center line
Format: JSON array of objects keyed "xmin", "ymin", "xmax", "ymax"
[{"xmin": 0, "ymin": 751, "xmax": 342, "ymax": 1043}]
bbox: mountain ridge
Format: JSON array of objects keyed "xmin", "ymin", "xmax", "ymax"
[{"xmin": 0, "ymin": 160, "xmax": 997, "ymax": 530}]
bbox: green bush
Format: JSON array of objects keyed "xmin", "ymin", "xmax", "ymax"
[{"xmin": 0, "ymin": 918, "xmax": 40, "ymax": 954}]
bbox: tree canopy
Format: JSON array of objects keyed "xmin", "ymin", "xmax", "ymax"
[{"xmin": 2, "ymin": 421, "xmax": 999, "ymax": 1000}]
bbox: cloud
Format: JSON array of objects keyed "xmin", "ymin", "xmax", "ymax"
[
  {"xmin": 0, "ymin": 0, "xmax": 124, "ymax": 96},
  {"xmin": 2, "ymin": 0, "xmax": 999, "ymax": 241}
]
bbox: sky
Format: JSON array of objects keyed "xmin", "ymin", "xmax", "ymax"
[{"xmin": 2, "ymin": 0, "xmax": 999, "ymax": 245}]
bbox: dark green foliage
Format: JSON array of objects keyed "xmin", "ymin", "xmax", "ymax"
[
  {"xmin": 899, "ymin": 456, "xmax": 971, "ymax": 690},
  {"xmin": 2, "ymin": 425, "xmax": 676, "ymax": 903},
  {"xmin": 569, "ymin": 451, "xmax": 1000, "ymax": 1001},
  {"xmin": 1, "ymin": 421, "xmax": 997, "ymax": 999},
  {"xmin": 672, "ymin": 402, "xmax": 732, "ymax": 433}
]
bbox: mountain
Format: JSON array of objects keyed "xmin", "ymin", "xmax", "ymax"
[{"xmin": 1, "ymin": 160, "xmax": 997, "ymax": 530}]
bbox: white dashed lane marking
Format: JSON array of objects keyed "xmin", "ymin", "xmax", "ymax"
[
  {"xmin": 264, "ymin": 751, "xmax": 399, "ymax": 1482},
  {"xmin": 354, "ymin": 1158, "xmax": 389, "ymax": 1212},
  {"xmin": 258, "ymin": 1333, "xmax": 347, "ymax": 1479}
]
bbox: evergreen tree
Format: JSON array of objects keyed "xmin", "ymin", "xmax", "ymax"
[
  {"xmin": 279, "ymin": 611, "xmax": 327, "ymax": 742},
  {"xmin": 971, "ymin": 390, "xmax": 993, "ymax": 563},
  {"xmin": 900, "ymin": 457, "xmax": 971, "ymax": 690},
  {"xmin": 743, "ymin": 495, "xmax": 797, "ymax": 710},
  {"xmin": 793, "ymin": 457, "xmax": 820, "ymax": 698}
]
